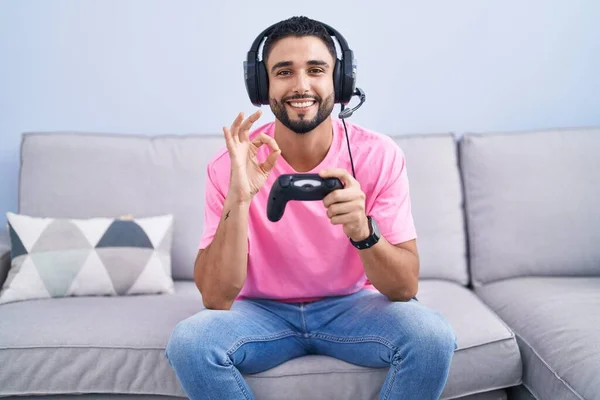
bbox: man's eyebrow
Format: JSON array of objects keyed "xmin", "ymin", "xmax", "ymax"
[
  {"xmin": 270, "ymin": 60, "xmax": 330, "ymax": 73},
  {"xmin": 307, "ymin": 60, "xmax": 330, "ymax": 68},
  {"xmin": 271, "ymin": 61, "xmax": 293, "ymax": 73}
]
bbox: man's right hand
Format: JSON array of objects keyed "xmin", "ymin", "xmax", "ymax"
[{"xmin": 223, "ymin": 110, "xmax": 281, "ymax": 204}]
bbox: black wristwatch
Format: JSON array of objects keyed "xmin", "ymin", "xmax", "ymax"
[{"xmin": 350, "ymin": 216, "xmax": 381, "ymax": 250}]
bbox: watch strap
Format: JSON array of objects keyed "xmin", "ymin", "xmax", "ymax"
[{"xmin": 350, "ymin": 216, "xmax": 380, "ymax": 249}]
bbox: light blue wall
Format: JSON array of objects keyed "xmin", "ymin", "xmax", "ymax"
[{"xmin": 1, "ymin": 0, "xmax": 599, "ymax": 227}]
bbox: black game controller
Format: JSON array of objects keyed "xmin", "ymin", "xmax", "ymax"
[{"xmin": 267, "ymin": 173, "xmax": 344, "ymax": 222}]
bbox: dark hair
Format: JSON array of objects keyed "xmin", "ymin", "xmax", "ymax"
[{"xmin": 261, "ymin": 16, "xmax": 338, "ymax": 66}]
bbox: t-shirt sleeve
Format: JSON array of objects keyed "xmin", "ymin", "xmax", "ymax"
[
  {"xmin": 198, "ymin": 162, "xmax": 225, "ymax": 250},
  {"xmin": 367, "ymin": 144, "xmax": 417, "ymax": 245}
]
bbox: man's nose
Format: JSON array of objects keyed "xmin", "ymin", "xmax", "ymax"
[{"xmin": 293, "ymin": 72, "xmax": 310, "ymax": 94}]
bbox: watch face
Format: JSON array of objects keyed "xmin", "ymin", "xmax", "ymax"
[{"xmin": 369, "ymin": 216, "xmax": 380, "ymax": 237}]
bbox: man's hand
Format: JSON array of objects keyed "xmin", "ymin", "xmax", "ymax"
[
  {"xmin": 223, "ymin": 110, "xmax": 281, "ymax": 204},
  {"xmin": 319, "ymin": 168, "xmax": 370, "ymax": 242}
]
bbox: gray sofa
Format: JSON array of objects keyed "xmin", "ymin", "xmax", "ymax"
[{"xmin": 0, "ymin": 126, "xmax": 598, "ymax": 400}]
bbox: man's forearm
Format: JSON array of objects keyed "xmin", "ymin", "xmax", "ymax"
[
  {"xmin": 194, "ymin": 197, "xmax": 251, "ymax": 310},
  {"xmin": 357, "ymin": 237, "xmax": 419, "ymax": 302}
]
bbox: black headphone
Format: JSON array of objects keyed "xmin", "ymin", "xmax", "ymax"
[{"xmin": 244, "ymin": 20, "xmax": 357, "ymax": 107}]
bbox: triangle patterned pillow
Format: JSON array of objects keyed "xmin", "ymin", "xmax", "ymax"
[{"xmin": 0, "ymin": 212, "xmax": 175, "ymax": 305}]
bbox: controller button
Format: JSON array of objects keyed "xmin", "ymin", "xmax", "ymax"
[
  {"xmin": 280, "ymin": 176, "xmax": 292, "ymax": 188},
  {"xmin": 325, "ymin": 179, "xmax": 337, "ymax": 189}
]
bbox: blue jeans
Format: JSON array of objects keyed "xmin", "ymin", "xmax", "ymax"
[{"xmin": 165, "ymin": 289, "xmax": 457, "ymax": 400}]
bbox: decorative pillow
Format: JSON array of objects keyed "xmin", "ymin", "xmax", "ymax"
[{"xmin": 0, "ymin": 212, "xmax": 175, "ymax": 305}]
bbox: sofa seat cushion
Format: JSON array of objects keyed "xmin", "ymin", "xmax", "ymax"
[
  {"xmin": 0, "ymin": 280, "xmax": 520, "ymax": 400},
  {"xmin": 415, "ymin": 280, "xmax": 521, "ymax": 399},
  {"xmin": 475, "ymin": 277, "xmax": 600, "ymax": 400},
  {"xmin": 0, "ymin": 281, "xmax": 202, "ymax": 398}
]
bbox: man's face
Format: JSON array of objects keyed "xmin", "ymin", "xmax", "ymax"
[{"xmin": 266, "ymin": 36, "xmax": 336, "ymax": 134}]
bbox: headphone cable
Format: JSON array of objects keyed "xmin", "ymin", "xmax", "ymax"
[{"xmin": 340, "ymin": 104, "xmax": 357, "ymax": 180}]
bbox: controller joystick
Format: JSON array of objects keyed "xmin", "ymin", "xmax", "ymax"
[{"xmin": 267, "ymin": 173, "xmax": 344, "ymax": 222}]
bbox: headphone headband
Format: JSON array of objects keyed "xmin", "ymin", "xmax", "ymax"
[
  {"xmin": 244, "ymin": 19, "xmax": 357, "ymax": 106},
  {"xmin": 247, "ymin": 21, "xmax": 351, "ymax": 58}
]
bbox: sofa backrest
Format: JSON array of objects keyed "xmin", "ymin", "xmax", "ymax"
[
  {"xmin": 459, "ymin": 127, "xmax": 600, "ymax": 286},
  {"xmin": 391, "ymin": 134, "xmax": 468, "ymax": 285},
  {"xmin": 18, "ymin": 132, "xmax": 225, "ymax": 280},
  {"xmin": 17, "ymin": 130, "xmax": 468, "ymax": 285}
]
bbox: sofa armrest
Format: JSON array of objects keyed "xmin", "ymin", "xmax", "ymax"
[{"xmin": 0, "ymin": 230, "xmax": 11, "ymax": 289}]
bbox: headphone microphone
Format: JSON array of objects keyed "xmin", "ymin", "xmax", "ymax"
[{"xmin": 338, "ymin": 87, "xmax": 366, "ymax": 119}]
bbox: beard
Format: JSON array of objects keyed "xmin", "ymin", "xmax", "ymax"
[{"xmin": 270, "ymin": 92, "xmax": 335, "ymax": 134}]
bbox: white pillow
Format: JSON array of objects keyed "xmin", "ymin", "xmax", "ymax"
[{"xmin": 0, "ymin": 212, "xmax": 175, "ymax": 304}]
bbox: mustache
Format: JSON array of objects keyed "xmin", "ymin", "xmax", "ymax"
[{"xmin": 282, "ymin": 94, "xmax": 321, "ymax": 103}]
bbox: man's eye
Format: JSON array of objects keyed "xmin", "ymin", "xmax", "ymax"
[
  {"xmin": 277, "ymin": 70, "xmax": 291, "ymax": 76},
  {"xmin": 310, "ymin": 69, "xmax": 324, "ymax": 74}
]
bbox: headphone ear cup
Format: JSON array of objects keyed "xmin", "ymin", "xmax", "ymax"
[
  {"xmin": 244, "ymin": 57, "xmax": 260, "ymax": 106},
  {"xmin": 333, "ymin": 58, "xmax": 342, "ymax": 104},
  {"xmin": 257, "ymin": 61, "xmax": 269, "ymax": 105},
  {"xmin": 342, "ymin": 51, "xmax": 356, "ymax": 104}
]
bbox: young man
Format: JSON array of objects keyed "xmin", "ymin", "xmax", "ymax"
[{"xmin": 166, "ymin": 16, "xmax": 457, "ymax": 400}]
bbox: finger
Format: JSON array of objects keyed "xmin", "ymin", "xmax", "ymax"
[
  {"xmin": 326, "ymin": 201, "xmax": 361, "ymax": 219},
  {"xmin": 230, "ymin": 112, "xmax": 244, "ymax": 141},
  {"xmin": 240, "ymin": 109, "xmax": 262, "ymax": 132},
  {"xmin": 251, "ymin": 133, "xmax": 280, "ymax": 152},
  {"xmin": 251, "ymin": 133, "xmax": 281, "ymax": 173},
  {"xmin": 239, "ymin": 109, "xmax": 262, "ymax": 142},
  {"xmin": 222, "ymin": 126, "xmax": 234, "ymax": 151},
  {"xmin": 319, "ymin": 168, "xmax": 354, "ymax": 187},
  {"xmin": 261, "ymin": 147, "xmax": 281, "ymax": 173},
  {"xmin": 329, "ymin": 213, "xmax": 356, "ymax": 225},
  {"xmin": 323, "ymin": 188, "xmax": 363, "ymax": 208}
]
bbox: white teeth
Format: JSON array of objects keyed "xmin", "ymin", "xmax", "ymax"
[{"xmin": 289, "ymin": 101, "xmax": 315, "ymax": 108}]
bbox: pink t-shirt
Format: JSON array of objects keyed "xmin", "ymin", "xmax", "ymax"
[{"xmin": 199, "ymin": 118, "xmax": 417, "ymax": 303}]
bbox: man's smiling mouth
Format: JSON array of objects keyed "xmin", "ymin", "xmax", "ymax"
[{"xmin": 287, "ymin": 100, "xmax": 316, "ymax": 109}]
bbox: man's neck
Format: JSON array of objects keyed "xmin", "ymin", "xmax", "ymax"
[{"xmin": 274, "ymin": 118, "xmax": 333, "ymax": 172}]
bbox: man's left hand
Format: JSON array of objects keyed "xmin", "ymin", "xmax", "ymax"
[{"xmin": 319, "ymin": 168, "xmax": 370, "ymax": 242}]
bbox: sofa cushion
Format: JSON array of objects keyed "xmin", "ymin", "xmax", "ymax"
[
  {"xmin": 18, "ymin": 132, "xmax": 227, "ymax": 281},
  {"xmin": 246, "ymin": 281, "xmax": 520, "ymax": 400},
  {"xmin": 391, "ymin": 134, "xmax": 468, "ymax": 285},
  {"xmin": 0, "ymin": 280, "xmax": 520, "ymax": 400},
  {"xmin": 459, "ymin": 128, "xmax": 600, "ymax": 286},
  {"xmin": 0, "ymin": 212, "xmax": 174, "ymax": 305},
  {"xmin": 18, "ymin": 131, "xmax": 468, "ymax": 285},
  {"xmin": 415, "ymin": 280, "xmax": 521, "ymax": 399},
  {"xmin": 0, "ymin": 281, "xmax": 201, "ymax": 398},
  {"xmin": 475, "ymin": 277, "xmax": 600, "ymax": 400}
]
